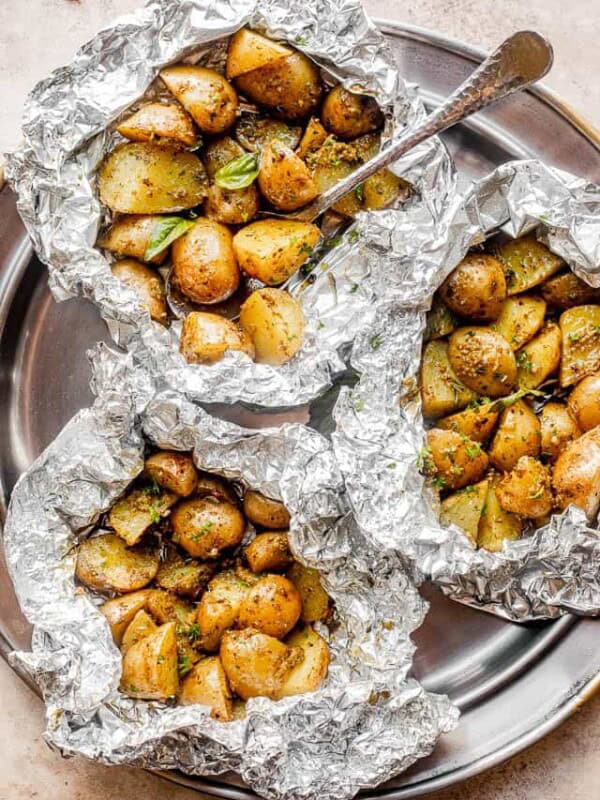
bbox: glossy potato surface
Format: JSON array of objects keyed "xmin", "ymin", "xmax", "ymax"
[
  {"xmin": 160, "ymin": 66, "xmax": 238, "ymax": 135},
  {"xmin": 420, "ymin": 340, "xmax": 477, "ymax": 418},
  {"xmin": 426, "ymin": 428, "xmax": 489, "ymax": 491},
  {"xmin": 553, "ymin": 426, "xmax": 600, "ymax": 520},
  {"xmin": 448, "ymin": 327, "xmax": 517, "ymax": 398},
  {"xmin": 488, "ymin": 399, "xmax": 541, "ymax": 472},
  {"xmin": 108, "ymin": 485, "xmax": 177, "ymax": 546},
  {"xmin": 243, "ymin": 491, "xmax": 290, "ymax": 529},
  {"xmin": 239, "ymin": 288, "xmax": 305, "ymax": 366},
  {"xmin": 439, "ymin": 480, "xmax": 488, "ymax": 545},
  {"xmin": 559, "ymin": 305, "xmax": 600, "ymax": 387},
  {"xmin": 439, "ymin": 254, "xmax": 506, "ymax": 321},
  {"xmin": 99, "ymin": 215, "xmax": 168, "ymax": 264},
  {"xmin": 233, "ymin": 220, "xmax": 320, "ymax": 285},
  {"xmin": 144, "ymin": 450, "xmax": 198, "ymax": 496},
  {"xmin": 117, "ymin": 102, "xmax": 197, "ymax": 146},
  {"xmin": 180, "ymin": 312, "xmax": 255, "ymax": 365},
  {"xmin": 286, "ymin": 563, "xmax": 330, "ymax": 623},
  {"xmin": 540, "ymin": 401, "xmax": 581, "ymax": 461},
  {"xmin": 258, "ymin": 142, "xmax": 318, "ymax": 211},
  {"xmin": 120, "ymin": 621, "xmax": 179, "ymax": 700},
  {"xmin": 76, "ymin": 534, "xmax": 159, "ymax": 593},
  {"xmin": 496, "ymin": 456, "xmax": 553, "ymax": 519},
  {"xmin": 275, "ymin": 626, "xmax": 330, "ymax": 698},
  {"xmin": 180, "ymin": 655, "xmax": 234, "ymax": 720},
  {"xmin": 237, "ymin": 575, "xmax": 302, "ymax": 638},
  {"xmin": 172, "ymin": 497, "xmax": 246, "ymax": 559},
  {"xmin": 111, "ymin": 259, "xmax": 168, "ymax": 324},
  {"xmin": 321, "ymin": 85, "xmax": 383, "ymax": 139},
  {"xmin": 245, "ymin": 532, "xmax": 292, "ymax": 573},
  {"xmin": 568, "ymin": 373, "xmax": 600, "ymax": 431},
  {"xmin": 100, "ymin": 589, "xmax": 152, "ymax": 644}
]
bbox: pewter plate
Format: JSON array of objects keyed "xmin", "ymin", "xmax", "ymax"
[{"xmin": 1, "ymin": 21, "xmax": 600, "ymax": 798}]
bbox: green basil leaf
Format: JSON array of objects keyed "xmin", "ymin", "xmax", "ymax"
[
  {"xmin": 144, "ymin": 216, "xmax": 195, "ymax": 261},
  {"xmin": 214, "ymin": 153, "xmax": 259, "ymax": 190}
]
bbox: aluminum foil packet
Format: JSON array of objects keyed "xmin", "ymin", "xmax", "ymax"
[
  {"xmin": 4, "ymin": 344, "xmax": 457, "ymax": 800},
  {"xmin": 332, "ymin": 159, "xmax": 600, "ymax": 621},
  {"xmin": 5, "ymin": 0, "xmax": 456, "ymax": 409}
]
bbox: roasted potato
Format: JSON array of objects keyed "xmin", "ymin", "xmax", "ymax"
[
  {"xmin": 180, "ymin": 312, "xmax": 255, "ymax": 365},
  {"xmin": 541, "ymin": 271, "xmax": 600, "ymax": 309},
  {"xmin": 98, "ymin": 142, "xmax": 208, "ymax": 214},
  {"xmin": 196, "ymin": 569, "xmax": 257, "ymax": 651},
  {"xmin": 540, "ymin": 401, "xmax": 581, "ymax": 461},
  {"xmin": 477, "ymin": 479, "xmax": 522, "ymax": 552},
  {"xmin": 203, "ymin": 136, "xmax": 246, "ymax": 178},
  {"xmin": 235, "ymin": 115, "xmax": 302, "ymax": 153},
  {"xmin": 100, "ymin": 589, "xmax": 152, "ymax": 645},
  {"xmin": 196, "ymin": 473, "xmax": 239, "ymax": 504},
  {"xmin": 239, "ymin": 288, "xmax": 305, "ymax": 366},
  {"xmin": 493, "ymin": 294, "xmax": 546, "ymax": 350},
  {"xmin": 286, "ymin": 563, "xmax": 330, "ymax": 623},
  {"xmin": 439, "ymin": 254, "xmax": 507, "ymax": 321},
  {"xmin": 237, "ymin": 575, "xmax": 302, "ymax": 638},
  {"xmin": 553, "ymin": 426, "xmax": 600, "ymax": 520},
  {"xmin": 108, "ymin": 485, "xmax": 177, "ymax": 546},
  {"xmin": 179, "ymin": 655, "xmax": 234, "ymax": 720},
  {"xmin": 204, "ymin": 183, "xmax": 260, "ymax": 225},
  {"xmin": 559, "ymin": 305, "xmax": 600, "ymax": 387},
  {"xmin": 156, "ymin": 545, "xmax": 216, "ymax": 598},
  {"xmin": 439, "ymin": 480, "xmax": 488, "ymax": 544},
  {"xmin": 296, "ymin": 117, "xmax": 328, "ymax": 159},
  {"xmin": 275, "ymin": 626, "xmax": 329, "ymax": 698},
  {"xmin": 243, "ymin": 490, "xmax": 290, "ymax": 529},
  {"xmin": 234, "ymin": 52, "xmax": 322, "ymax": 120},
  {"xmin": 121, "ymin": 609, "xmax": 158, "ymax": 655},
  {"xmin": 120, "ymin": 621, "xmax": 179, "ymax": 700},
  {"xmin": 424, "ymin": 297, "xmax": 457, "ymax": 342},
  {"xmin": 245, "ymin": 532, "xmax": 292, "ymax": 573},
  {"xmin": 111, "ymin": 260, "xmax": 168, "ymax": 325},
  {"xmin": 437, "ymin": 402, "xmax": 500, "ymax": 444},
  {"xmin": 568, "ymin": 373, "xmax": 600, "ymax": 431},
  {"xmin": 321, "ymin": 85, "xmax": 384, "ymax": 140},
  {"xmin": 226, "ymin": 28, "xmax": 292, "ymax": 79},
  {"xmin": 419, "ymin": 340, "xmax": 477, "ymax": 419},
  {"xmin": 144, "ymin": 451, "xmax": 198, "ymax": 497},
  {"xmin": 99, "ymin": 215, "xmax": 168, "ymax": 265},
  {"xmin": 220, "ymin": 628, "xmax": 303, "ymax": 700},
  {"xmin": 516, "ymin": 323, "xmax": 561, "ymax": 389},
  {"xmin": 233, "ymin": 220, "xmax": 320, "ymax": 285},
  {"xmin": 257, "ymin": 141, "xmax": 318, "ymax": 211},
  {"xmin": 76, "ymin": 534, "xmax": 159, "ymax": 593},
  {"xmin": 117, "ymin": 102, "xmax": 198, "ymax": 146},
  {"xmin": 496, "ymin": 456, "xmax": 553, "ymax": 519},
  {"xmin": 146, "ymin": 589, "xmax": 196, "ymax": 626},
  {"xmin": 171, "ymin": 218, "xmax": 240, "ymax": 305},
  {"xmin": 448, "ymin": 327, "xmax": 517, "ymax": 398},
  {"xmin": 160, "ymin": 66, "xmax": 239, "ymax": 135},
  {"xmin": 171, "ymin": 496, "xmax": 246, "ymax": 559},
  {"xmin": 494, "ymin": 235, "xmax": 563, "ymax": 295},
  {"xmin": 362, "ymin": 169, "xmax": 408, "ymax": 210},
  {"xmin": 488, "ymin": 399, "xmax": 541, "ymax": 472},
  {"xmin": 426, "ymin": 428, "xmax": 489, "ymax": 491}
]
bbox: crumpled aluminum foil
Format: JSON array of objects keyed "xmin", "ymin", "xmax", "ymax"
[
  {"xmin": 333, "ymin": 159, "xmax": 600, "ymax": 621},
  {"xmin": 4, "ymin": 344, "xmax": 457, "ymax": 800},
  {"xmin": 5, "ymin": 0, "xmax": 456, "ymax": 409}
]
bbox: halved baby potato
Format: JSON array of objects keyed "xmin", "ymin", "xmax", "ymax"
[
  {"xmin": 171, "ymin": 496, "xmax": 246, "ymax": 559},
  {"xmin": 286, "ymin": 563, "xmax": 331, "ymax": 623},
  {"xmin": 488, "ymin": 399, "xmax": 541, "ymax": 472},
  {"xmin": 258, "ymin": 141, "xmax": 318, "ymax": 211},
  {"xmin": 494, "ymin": 235, "xmax": 563, "ymax": 295},
  {"xmin": 111, "ymin": 259, "xmax": 168, "ymax": 325},
  {"xmin": 439, "ymin": 480, "xmax": 488, "ymax": 544},
  {"xmin": 541, "ymin": 271, "xmax": 600, "ymax": 309},
  {"xmin": 419, "ymin": 340, "xmax": 477, "ymax": 419},
  {"xmin": 235, "ymin": 114, "xmax": 302, "ymax": 153},
  {"xmin": 204, "ymin": 183, "xmax": 260, "ymax": 225},
  {"xmin": 553, "ymin": 426, "xmax": 600, "ymax": 521},
  {"xmin": 477, "ymin": 479, "xmax": 522, "ymax": 552},
  {"xmin": 99, "ymin": 215, "xmax": 168, "ymax": 265},
  {"xmin": 426, "ymin": 428, "xmax": 489, "ymax": 491},
  {"xmin": 196, "ymin": 569, "xmax": 257, "ymax": 652},
  {"xmin": 568, "ymin": 373, "xmax": 600, "ymax": 431},
  {"xmin": 437, "ymin": 403, "xmax": 500, "ymax": 444},
  {"xmin": 121, "ymin": 609, "xmax": 157, "ymax": 655},
  {"xmin": 160, "ymin": 66, "xmax": 239, "ymax": 135},
  {"xmin": 155, "ymin": 545, "xmax": 215, "ymax": 598},
  {"xmin": 448, "ymin": 327, "xmax": 517, "ymax": 398},
  {"xmin": 239, "ymin": 288, "xmax": 305, "ymax": 366},
  {"xmin": 100, "ymin": 589, "xmax": 152, "ymax": 645},
  {"xmin": 496, "ymin": 456, "xmax": 553, "ymax": 519},
  {"xmin": 237, "ymin": 575, "xmax": 302, "ymax": 639},
  {"xmin": 180, "ymin": 312, "xmax": 255, "ymax": 365},
  {"xmin": 243, "ymin": 490, "xmax": 290, "ymax": 529},
  {"xmin": 493, "ymin": 294, "xmax": 546, "ymax": 350},
  {"xmin": 233, "ymin": 219, "xmax": 320, "ymax": 285},
  {"xmin": 108, "ymin": 486, "xmax": 177, "ymax": 546},
  {"xmin": 226, "ymin": 28, "xmax": 292, "ymax": 80},
  {"xmin": 321, "ymin": 85, "xmax": 384, "ymax": 140},
  {"xmin": 439, "ymin": 254, "xmax": 507, "ymax": 322},
  {"xmin": 76, "ymin": 534, "xmax": 160, "ymax": 593},
  {"xmin": 179, "ymin": 655, "xmax": 234, "ymax": 720},
  {"xmin": 120, "ymin": 621, "xmax": 179, "ymax": 700},
  {"xmin": 559, "ymin": 305, "xmax": 600, "ymax": 387},
  {"xmin": 144, "ymin": 451, "xmax": 198, "ymax": 497},
  {"xmin": 245, "ymin": 532, "xmax": 293, "ymax": 574},
  {"xmin": 146, "ymin": 589, "xmax": 196, "ymax": 627},
  {"xmin": 117, "ymin": 102, "xmax": 198, "ymax": 146},
  {"xmin": 515, "ymin": 323, "xmax": 562, "ymax": 389},
  {"xmin": 275, "ymin": 626, "xmax": 329, "ymax": 698},
  {"xmin": 540, "ymin": 401, "xmax": 581, "ymax": 461}
]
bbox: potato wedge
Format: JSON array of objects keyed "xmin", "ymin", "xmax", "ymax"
[
  {"xmin": 235, "ymin": 115, "xmax": 302, "ymax": 153},
  {"xmin": 180, "ymin": 312, "xmax": 255, "ymax": 365},
  {"xmin": 257, "ymin": 141, "xmax": 318, "ymax": 211},
  {"xmin": 233, "ymin": 220, "xmax": 320, "ymax": 285},
  {"xmin": 448, "ymin": 327, "xmax": 517, "ymax": 398},
  {"xmin": 121, "ymin": 609, "xmax": 158, "ymax": 655},
  {"xmin": 275, "ymin": 626, "xmax": 329, "ymax": 698},
  {"xmin": 516, "ymin": 323, "xmax": 561, "ymax": 389},
  {"xmin": 204, "ymin": 183, "xmax": 259, "ymax": 225},
  {"xmin": 553, "ymin": 426, "xmax": 600, "ymax": 520},
  {"xmin": 237, "ymin": 575, "xmax": 302, "ymax": 639},
  {"xmin": 477, "ymin": 480, "xmax": 522, "ymax": 552},
  {"xmin": 226, "ymin": 28, "xmax": 292, "ymax": 79},
  {"xmin": 559, "ymin": 305, "xmax": 600, "ymax": 387},
  {"xmin": 437, "ymin": 403, "xmax": 499, "ymax": 444},
  {"xmin": 111, "ymin": 259, "xmax": 168, "ymax": 325},
  {"xmin": 98, "ymin": 143, "xmax": 207, "ymax": 214},
  {"xmin": 171, "ymin": 496, "xmax": 246, "ymax": 559},
  {"xmin": 439, "ymin": 480, "xmax": 488, "ymax": 544},
  {"xmin": 117, "ymin": 102, "xmax": 197, "ymax": 146},
  {"xmin": 243, "ymin": 490, "xmax": 290, "ymax": 529},
  {"xmin": 568, "ymin": 373, "xmax": 600, "ymax": 431},
  {"xmin": 488, "ymin": 399, "xmax": 541, "ymax": 472},
  {"xmin": 108, "ymin": 485, "xmax": 177, "ymax": 546},
  {"xmin": 234, "ymin": 52, "xmax": 322, "ymax": 120},
  {"xmin": 98, "ymin": 215, "xmax": 168, "ymax": 265},
  {"xmin": 321, "ymin": 85, "xmax": 384, "ymax": 140},
  {"xmin": 495, "ymin": 235, "xmax": 563, "ymax": 295},
  {"xmin": 144, "ymin": 451, "xmax": 198, "ymax": 497},
  {"xmin": 245, "ymin": 532, "xmax": 292, "ymax": 573},
  {"xmin": 419, "ymin": 340, "xmax": 477, "ymax": 419},
  {"xmin": 160, "ymin": 66, "xmax": 238, "ymax": 135},
  {"xmin": 492, "ymin": 294, "xmax": 546, "ymax": 350},
  {"xmin": 220, "ymin": 628, "xmax": 303, "ymax": 700},
  {"xmin": 120, "ymin": 621, "xmax": 179, "ymax": 700},
  {"xmin": 424, "ymin": 297, "xmax": 457, "ymax": 342},
  {"xmin": 540, "ymin": 401, "xmax": 581, "ymax": 461},
  {"xmin": 239, "ymin": 288, "xmax": 305, "ymax": 366},
  {"xmin": 100, "ymin": 589, "xmax": 152, "ymax": 645},
  {"xmin": 496, "ymin": 456, "xmax": 553, "ymax": 519},
  {"xmin": 286, "ymin": 563, "xmax": 331, "ymax": 623},
  {"xmin": 180, "ymin": 655, "xmax": 234, "ymax": 720},
  {"xmin": 426, "ymin": 428, "xmax": 489, "ymax": 491},
  {"xmin": 296, "ymin": 117, "xmax": 328, "ymax": 159},
  {"xmin": 156, "ymin": 545, "xmax": 216, "ymax": 598},
  {"xmin": 76, "ymin": 534, "xmax": 159, "ymax": 593},
  {"xmin": 541, "ymin": 271, "xmax": 600, "ymax": 309},
  {"xmin": 196, "ymin": 569, "xmax": 257, "ymax": 651},
  {"xmin": 439, "ymin": 254, "xmax": 507, "ymax": 321}
]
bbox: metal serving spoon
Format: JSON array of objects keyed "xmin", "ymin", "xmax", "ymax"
[{"xmin": 167, "ymin": 30, "xmax": 553, "ymax": 318}]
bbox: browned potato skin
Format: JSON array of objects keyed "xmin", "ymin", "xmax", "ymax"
[
  {"xmin": 146, "ymin": 589, "xmax": 196, "ymax": 626},
  {"xmin": 496, "ymin": 456, "xmax": 553, "ymax": 519},
  {"xmin": 120, "ymin": 621, "xmax": 179, "ymax": 700},
  {"xmin": 540, "ymin": 402, "xmax": 581, "ymax": 461},
  {"xmin": 196, "ymin": 569, "xmax": 256, "ymax": 651},
  {"xmin": 117, "ymin": 102, "xmax": 198, "ymax": 146},
  {"xmin": 321, "ymin": 85, "xmax": 384, "ymax": 140},
  {"xmin": 121, "ymin": 609, "xmax": 157, "ymax": 654},
  {"xmin": 437, "ymin": 404, "xmax": 499, "ymax": 444},
  {"xmin": 111, "ymin": 259, "xmax": 168, "ymax": 325},
  {"xmin": 145, "ymin": 451, "xmax": 198, "ymax": 496},
  {"xmin": 226, "ymin": 29, "xmax": 292, "ymax": 79},
  {"xmin": 275, "ymin": 626, "xmax": 329, "ymax": 699},
  {"xmin": 239, "ymin": 288, "xmax": 305, "ymax": 366},
  {"xmin": 286, "ymin": 563, "xmax": 331, "ymax": 623},
  {"xmin": 553, "ymin": 426, "xmax": 600, "ymax": 520},
  {"xmin": 426, "ymin": 429, "xmax": 489, "ymax": 491},
  {"xmin": 76, "ymin": 534, "xmax": 159, "ymax": 593},
  {"xmin": 541, "ymin": 271, "xmax": 600, "ymax": 309},
  {"xmin": 98, "ymin": 215, "xmax": 167, "ymax": 265},
  {"xmin": 439, "ymin": 255, "xmax": 507, "ymax": 321},
  {"xmin": 237, "ymin": 575, "xmax": 302, "ymax": 639},
  {"xmin": 204, "ymin": 183, "xmax": 260, "ymax": 225},
  {"xmin": 220, "ymin": 628, "xmax": 303, "ymax": 700},
  {"xmin": 568, "ymin": 373, "xmax": 600, "ymax": 431},
  {"xmin": 100, "ymin": 589, "xmax": 152, "ymax": 645},
  {"xmin": 243, "ymin": 490, "xmax": 290, "ymax": 528},
  {"xmin": 488, "ymin": 399, "xmax": 541, "ymax": 472},
  {"xmin": 172, "ymin": 219, "xmax": 240, "ymax": 305},
  {"xmin": 448, "ymin": 327, "xmax": 517, "ymax": 398},
  {"xmin": 245, "ymin": 532, "xmax": 292, "ymax": 573},
  {"xmin": 179, "ymin": 656, "xmax": 234, "ymax": 720},
  {"xmin": 180, "ymin": 312, "xmax": 255, "ymax": 365},
  {"xmin": 233, "ymin": 220, "xmax": 320, "ymax": 285},
  {"xmin": 160, "ymin": 66, "xmax": 239, "ymax": 135},
  {"xmin": 258, "ymin": 141, "xmax": 318, "ymax": 211},
  {"xmin": 155, "ymin": 545, "xmax": 216, "ymax": 598},
  {"xmin": 559, "ymin": 306, "xmax": 600, "ymax": 387},
  {"xmin": 171, "ymin": 497, "xmax": 246, "ymax": 559},
  {"xmin": 196, "ymin": 473, "xmax": 239, "ymax": 504},
  {"xmin": 234, "ymin": 52, "xmax": 322, "ymax": 120}
]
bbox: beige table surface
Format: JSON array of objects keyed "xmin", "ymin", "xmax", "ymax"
[{"xmin": 1, "ymin": 1, "xmax": 600, "ymax": 799}]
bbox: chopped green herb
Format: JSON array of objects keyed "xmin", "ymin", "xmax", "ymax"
[
  {"xmin": 370, "ymin": 333, "xmax": 383, "ymax": 350},
  {"xmin": 178, "ymin": 654, "xmax": 192, "ymax": 677},
  {"xmin": 190, "ymin": 522, "xmax": 214, "ymax": 542},
  {"xmin": 156, "ymin": 655, "xmax": 165, "ymax": 665},
  {"xmin": 144, "ymin": 480, "xmax": 161, "ymax": 496},
  {"xmin": 349, "ymin": 283, "xmax": 360, "ymax": 293},
  {"xmin": 186, "ymin": 623, "xmax": 201, "ymax": 642},
  {"xmin": 465, "ymin": 443, "xmax": 482, "ymax": 460},
  {"xmin": 317, "ymin": 320, "xmax": 325, "ymax": 330},
  {"xmin": 432, "ymin": 476, "xmax": 446, "ymax": 490},
  {"xmin": 355, "ymin": 183, "xmax": 365, "ymax": 203},
  {"xmin": 353, "ymin": 398, "xmax": 365, "ymax": 412},
  {"xmin": 348, "ymin": 230, "xmax": 360, "ymax": 244}
]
